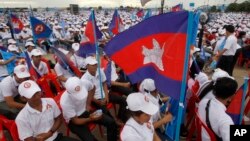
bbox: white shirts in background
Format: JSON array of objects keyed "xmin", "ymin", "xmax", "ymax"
[
  {"xmin": 198, "ymin": 97, "xmax": 234, "ymax": 141},
  {"xmin": 31, "ymin": 61, "xmax": 49, "ymax": 76},
  {"xmin": 0, "ymin": 60, "xmax": 9, "ymax": 77},
  {"xmin": 121, "ymin": 118, "xmax": 154, "ymax": 141},
  {"xmin": 223, "ymin": 34, "xmax": 237, "ymax": 56},
  {"xmin": 15, "ymin": 98, "xmax": 61, "ymax": 141},
  {"xmin": 0, "ymin": 76, "xmax": 19, "ymax": 102},
  {"xmin": 81, "ymin": 70, "xmax": 106, "ymax": 99}
]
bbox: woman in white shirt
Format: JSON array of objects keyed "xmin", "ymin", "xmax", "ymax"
[{"xmin": 120, "ymin": 92, "xmax": 161, "ymax": 141}]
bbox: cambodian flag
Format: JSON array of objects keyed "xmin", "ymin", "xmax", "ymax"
[
  {"xmin": 85, "ymin": 10, "xmax": 103, "ymax": 44},
  {"xmin": 30, "ymin": 16, "xmax": 52, "ymax": 39},
  {"xmin": 105, "ymin": 11, "xmax": 189, "ymax": 100},
  {"xmin": 227, "ymin": 85, "xmax": 244, "ymax": 124},
  {"xmin": 76, "ymin": 42, "xmax": 96, "ymax": 58},
  {"xmin": 10, "ymin": 14, "xmax": 24, "ymax": 34},
  {"xmin": 109, "ymin": 9, "xmax": 123, "ymax": 35}
]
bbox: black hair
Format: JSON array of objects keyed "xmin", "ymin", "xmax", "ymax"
[
  {"xmin": 190, "ymin": 56, "xmax": 205, "ymax": 79},
  {"xmin": 238, "ymin": 31, "xmax": 246, "ymax": 39},
  {"xmin": 213, "ymin": 77, "xmax": 238, "ymax": 99},
  {"xmin": 224, "ymin": 25, "xmax": 235, "ymax": 33},
  {"xmin": 198, "ymin": 81, "xmax": 214, "ymax": 100}
]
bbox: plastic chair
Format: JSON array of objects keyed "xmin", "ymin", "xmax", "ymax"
[
  {"xmin": 195, "ymin": 109, "xmax": 217, "ymax": 141},
  {"xmin": 0, "ymin": 115, "xmax": 19, "ymax": 141},
  {"xmin": 0, "ymin": 121, "xmax": 7, "ymax": 141}
]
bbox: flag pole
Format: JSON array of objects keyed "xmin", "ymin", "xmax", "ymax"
[
  {"xmin": 160, "ymin": 0, "xmax": 165, "ymax": 14},
  {"xmin": 239, "ymin": 77, "xmax": 249, "ymax": 124},
  {"xmin": 7, "ymin": 10, "xmax": 15, "ymax": 39},
  {"xmin": 91, "ymin": 9, "xmax": 104, "ymax": 99},
  {"xmin": 175, "ymin": 11, "xmax": 194, "ymax": 141}
]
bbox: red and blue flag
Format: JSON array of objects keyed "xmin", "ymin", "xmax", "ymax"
[
  {"xmin": 105, "ymin": 11, "xmax": 189, "ymax": 100},
  {"xmin": 30, "ymin": 16, "xmax": 52, "ymax": 39},
  {"xmin": 226, "ymin": 85, "xmax": 244, "ymax": 124},
  {"xmin": 10, "ymin": 14, "xmax": 24, "ymax": 34},
  {"xmin": 77, "ymin": 42, "xmax": 96, "ymax": 58},
  {"xmin": 109, "ymin": 9, "xmax": 123, "ymax": 35},
  {"xmin": 85, "ymin": 10, "xmax": 103, "ymax": 44}
]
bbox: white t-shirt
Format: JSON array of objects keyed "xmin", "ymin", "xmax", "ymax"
[
  {"xmin": 0, "ymin": 76, "xmax": 19, "ymax": 102},
  {"xmin": 198, "ymin": 98, "xmax": 234, "ymax": 141},
  {"xmin": 223, "ymin": 34, "xmax": 237, "ymax": 56},
  {"xmin": 81, "ymin": 70, "xmax": 106, "ymax": 99},
  {"xmin": 145, "ymin": 93, "xmax": 161, "ymax": 122},
  {"xmin": 15, "ymin": 98, "xmax": 61, "ymax": 141},
  {"xmin": 31, "ymin": 61, "xmax": 49, "ymax": 77},
  {"xmin": 0, "ymin": 60, "xmax": 9, "ymax": 77},
  {"xmin": 121, "ymin": 118, "xmax": 154, "ymax": 141}
]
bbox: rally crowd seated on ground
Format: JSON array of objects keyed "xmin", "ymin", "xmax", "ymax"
[{"xmin": 0, "ymin": 7, "xmax": 250, "ymax": 141}]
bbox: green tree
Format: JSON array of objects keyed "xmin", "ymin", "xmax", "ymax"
[
  {"xmin": 209, "ymin": 5, "xmax": 217, "ymax": 12},
  {"xmin": 226, "ymin": 3, "xmax": 238, "ymax": 12}
]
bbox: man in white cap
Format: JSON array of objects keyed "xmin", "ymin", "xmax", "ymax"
[
  {"xmin": 30, "ymin": 48, "xmax": 49, "ymax": 79},
  {"xmin": 61, "ymin": 77, "xmax": 118, "ymax": 141},
  {"xmin": 7, "ymin": 44, "xmax": 19, "ymax": 54},
  {"xmin": 7, "ymin": 38, "xmax": 17, "ymax": 45},
  {"xmin": 81, "ymin": 56, "xmax": 128, "ymax": 124},
  {"xmin": 16, "ymin": 80, "xmax": 79, "ymax": 141},
  {"xmin": 0, "ymin": 65, "xmax": 30, "ymax": 119},
  {"xmin": 25, "ymin": 41, "xmax": 36, "ymax": 58},
  {"xmin": 20, "ymin": 23, "xmax": 32, "ymax": 40},
  {"xmin": 121, "ymin": 92, "xmax": 161, "ymax": 141}
]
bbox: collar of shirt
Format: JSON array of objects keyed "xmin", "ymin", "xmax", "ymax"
[
  {"xmin": 31, "ymin": 60, "xmax": 42, "ymax": 70},
  {"xmin": 86, "ymin": 70, "xmax": 100, "ymax": 79},
  {"xmin": 27, "ymin": 99, "xmax": 49, "ymax": 114}
]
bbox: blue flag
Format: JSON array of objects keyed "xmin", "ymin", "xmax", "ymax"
[
  {"xmin": 143, "ymin": 9, "xmax": 152, "ymax": 20},
  {"xmin": 30, "ymin": 16, "xmax": 52, "ymax": 39}
]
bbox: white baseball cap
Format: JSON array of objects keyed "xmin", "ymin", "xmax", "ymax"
[
  {"xmin": 31, "ymin": 49, "xmax": 43, "ymax": 56},
  {"xmin": 86, "ymin": 56, "xmax": 97, "ymax": 65},
  {"xmin": 72, "ymin": 43, "xmax": 80, "ymax": 52},
  {"xmin": 65, "ymin": 77, "xmax": 88, "ymax": 100},
  {"xmin": 212, "ymin": 68, "xmax": 234, "ymax": 81},
  {"xmin": 126, "ymin": 92, "xmax": 158, "ymax": 115},
  {"xmin": 14, "ymin": 65, "xmax": 31, "ymax": 78},
  {"xmin": 18, "ymin": 80, "xmax": 41, "ymax": 99},
  {"xmin": 7, "ymin": 39, "xmax": 17, "ymax": 44},
  {"xmin": 195, "ymin": 72, "xmax": 209, "ymax": 86},
  {"xmin": 25, "ymin": 42, "xmax": 35, "ymax": 47},
  {"xmin": 8, "ymin": 44, "xmax": 19, "ymax": 52},
  {"xmin": 139, "ymin": 78, "xmax": 156, "ymax": 93}
]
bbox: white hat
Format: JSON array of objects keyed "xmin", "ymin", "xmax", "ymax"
[
  {"xmin": 31, "ymin": 49, "xmax": 43, "ymax": 56},
  {"xmin": 25, "ymin": 42, "xmax": 35, "ymax": 47},
  {"xmin": 8, "ymin": 44, "xmax": 19, "ymax": 52},
  {"xmin": 14, "ymin": 65, "xmax": 30, "ymax": 78},
  {"xmin": 126, "ymin": 92, "xmax": 158, "ymax": 115},
  {"xmin": 139, "ymin": 78, "xmax": 156, "ymax": 93},
  {"xmin": 212, "ymin": 68, "xmax": 233, "ymax": 81},
  {"xmin": 195, "ymin": 72, "xmax": 209, "ymax": 86},
  {"xmin": 65, "ymin": 77, "xmax": 88, "ymax": 100},
  {"xmin": 18, "ymin": 80, "xmax": 41, "ymax": 99},
  {"xmin": 7, "ymin": 39, "xmax": 16, "ymax": 44},
  {"xmin": 72, "ymin": 43, "xmax": 80, "ymax": 52},
  {"xmin": 86, "ymin": 56, "xmax": 97, "ymax": 65}
]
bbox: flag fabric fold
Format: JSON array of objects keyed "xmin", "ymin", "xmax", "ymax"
[
  {"xmin": 30, "ymin": 16, "xmax": 52, "ymax": 39},
  {"xmin": 10, "ymin": 14, "xmax": 24, "ymax": 34},
  {"xmin": 85, "ymin": 10, "xmax": 103, "ymax": 44},
  {"xmin": 105, "ymin": 11, "xmax": 189, "ymax": 100},
  {"xmin": 172, "ymin": 4, "xmax": 183, "ymax": 12},
  {"xmin": 140, "ymin": 0, "xmax": 152, "ymax": 7}
]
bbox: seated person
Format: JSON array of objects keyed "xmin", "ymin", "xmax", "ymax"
[
  {"xmin": 0, "ymin": 65, "xmax": 30, "ymax": 119},
  {"xmin": 16, "ymin": 80, "xmax": 79, "ymax": 141}
]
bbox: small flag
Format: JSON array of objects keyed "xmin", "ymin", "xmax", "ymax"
[
  {"xmin": 10, "ymin": 14, "xmax": 24, "ymax": 34},
  {"xmin": 109, "ymin": 9, "xmax": 123, "ymax": 35},
  {"xmin": 30, "ymin": 16, "xmax": 52, "ymax": 39}
]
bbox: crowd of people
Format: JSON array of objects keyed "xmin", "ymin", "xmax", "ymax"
[{"xmin": 0, "ymin": 9, "xmax": 250, "ymax": 141}]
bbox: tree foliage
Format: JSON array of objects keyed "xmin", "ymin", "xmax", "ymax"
[{"xmin": 226, "ymin": 1, "xmax": 250, "ymax": 12}]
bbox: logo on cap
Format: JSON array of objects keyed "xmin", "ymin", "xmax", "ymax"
[
  {"xmin": 24, "ymin": 82, "xmax": 31, "ymax": 88},
  {"xmin": 20, "ymin": 67, "xmax": 26, "ymax": 72},
  {"xmin": 75, "ymin": 86, "xmax": 80, "ymax": 92}
]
